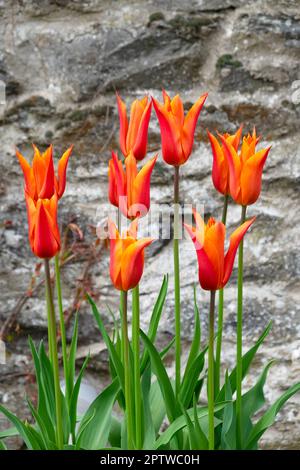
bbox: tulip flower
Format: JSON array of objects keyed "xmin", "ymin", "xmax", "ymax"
[
  {"xmin": 184, "ymin": 210, "xmax": 255, "ymax": 291},
  {"xmin": 207, "ymin": 126, "xmax": 243, "ymax": 196},
  {"xmin": 152, "ymin": 90, "xmax": 208, "ymax": 166},
  {"xmin": 25, "ymin": 193, "xmax": 60, "ymax": 259},
  {"xmin": 220, "ymin": 129, "xmax": 271, "ymax": 206},
  {"xmin": 108, "ymin": 219, "xmax": 152, "ymax": 291},
  {"xmin": 16, "ymin": 144, "xmax": 73, "ymax": 201},
  {"xmin": 116, "ymin": 93, "xmax": 152, "ymax": 160},
  {"xmin": 108, "ymin": 150, "xmax": 157, "ymax": 219}
]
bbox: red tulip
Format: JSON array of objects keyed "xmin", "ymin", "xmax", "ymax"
[
  {"xmin": 25, "ymin": 193, "xmax": 60, "ymax": 259},
  {"xmin": 184, "ymin": 210, "xmax": 255, "ymax": 290},
  {"xmin": 221, "ymin": 128, "xmax": 271, "ymax": 206},
  {"xmin": 152, "ymin": 90, "xmax": 208, "ymax": 166},
  {"xmin": 108, "ymin": 150, "xmax": 157, "ymax": 219},
  {"xmin": 16, "ymin": 144, "xmax": 73, "ymax": 201},
  {"xmin": 109, "ymin": 219, "xmax": 152, "ymax": 291},
  {"xmin": 116, "ymin": 93, "xmax": 152, "ymax": 160},
  {"xmin": 207, "ymin": 126, "xmax": 243, "ymax": 196}
]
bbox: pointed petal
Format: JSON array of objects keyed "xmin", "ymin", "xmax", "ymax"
[
  {"xmin": 223, "ymin": 217, "xmax": 256, "ymax": 286},
  {"xmin": 124, "ymin": 151, "xmax": 138, "ymax": 212},
  {"xmin": 33, "ymin": 200, "xmax": 60, "ymax": 258},
  {"xmin": 182, "ymin": 93, "xmax": 208, "ymax": 161},
  {"xmin": 126, "ymin": 99, "xmax": 145, "ymax": 155},
  {"xmin": 121, "ymin": 238, "xmax": 152, "ymax": 291},
  {"xmin": 170, "ymin": 94, "xmax": 184, "ymax": 128},
  {"xmin": 240, "ymin": 147, "xmax": 271, "ymax": 205},
  {"xmin": 57, "ymin": 145, "xmax": 73, "ymax": 198},
  {"xmin": 204, "ymin": 221, "xmax": 225, "ymax": 288},
  {"xmin": 116, "ymin": 93, "xmax": 129, "ymax": 156},
  {"xmin": 132, "ymin": 99, "xmax": 152, "ymax": 161},
  {"xmin": 25, "ymin": 193, "xmax": 37, "ymax": 247},
  {"xmin": 16, "ymin": 149, "xmax": 36, "ymax": 199},
  {"xmin": 221, "ymin": 137, "xmax": 242, "ymax": 203},
  {"xmin": 152, "ymin": 97, "xmax": 183, "ymax": 165},
  {"xmin": 207, "ymin": 131, "xmax": 229, "ymax": 195},
  {"xmin": 131, "ymin": 155, "xmax": 157, "ymax": 218}
]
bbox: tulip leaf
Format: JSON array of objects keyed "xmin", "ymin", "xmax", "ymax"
[
  {"xmin": 0, "ymin": 404, "xmax": 38, "ymax": 450},
  {"xmin": 245, "ymin": 381, "xmax": 300, "ymax": 449},
  {"xmin": 154, "ymin": 403, "xmax": 226, "ymax": 449},
  {"xmin": 141, "ymin": 365, "xmax": 156, "ymax": 450},
  {"xmin": 87, "ymin": 294, "xmax": 125, "ymax": 392},
  {"xmin": 0, "ymin": 439, "xmax": 7, "ymax": 450},
  {"xmin": 182, "ymin": 285, "xmax": 201, "ymax": 383},
  {"xmin": 108, "ymin": 416, "xmax": 122, "ymax": 448},
  {"xmin": 69, "ymin": 355, "xmax": 90, "ymax": 438},
  {"xmin": 140, "ymin": 275, "xmax": 169, "ymax": 373},
  {"xmin": 140, "ymin": 329, "xmax": 180, "ymax": 423},
  {"xmin": 67, "ymin": 311, "xmax": 79, "ymax": 400},
  {"xmin": 216, "ymin": 321, "xmax": 272, "ymax": 403},
  {"xmin": 76, "ymin": 378, "xmax": 120, "ymax": 450},
  {"xmin": 179, "ymin": 347, "xmax": 207, "ymax": 409}
]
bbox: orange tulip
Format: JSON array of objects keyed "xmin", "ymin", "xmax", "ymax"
[
  {"xmin": 25, "ymin": 192, "xmax": 60, "ymax": 259},
  {"xmin": 116, "ymin": 93, "xmax": 152, "ymax": 161},
  {"xmin": 16, "ymin": 144, "xmax": 73, "ymax": 201},
  {"xmin": 152, "ymin": 90, "xmax": 208, "ymax": 166},
  {"xmin": 109, "ymin": 219, "xmax": 152, "ymax": 291},
  {"xmin": 207, "ymin": 126, "xmax": 243, "ymax": 196},
  {"xmin": 108, "ymin": 150, "xmax": 157, "ymax": 219},
  {"xmin": 220, "ymin": 128, "xmax": 271, "ymax": 206},
  {"xmin": 184, "ymin": 210, "xmax": 255, "ymax": 291}
]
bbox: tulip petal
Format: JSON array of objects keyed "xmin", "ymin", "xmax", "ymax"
[
  {"xmin": 16, "ymin": 149, "xmax": 36, "ymax": 199},
  {"xmin": 121, "ymin": 238, "xmax": 152, "ymax": 291},
  {"xmin": 116, "ymin": 93, "xmax": 129, "ymax": 157},
  {"xmin": 57, "ymin": 145, "xmax": 73, "ymax": 198},
  {"xmin": 240, "ymin": 147, "xmax": 271, "ymax": 205},
  {"xmin": 33, "ymin": 199, "xmax": 60, "ymax": 258},
  {"xmin": 152, "ymin": 97, "xmax": 183, "ymax": 165},
  {"xmin": 170, "ymin": 94, "xmax": 184, "ymax": 128},
  {"xmin": 182, "ymin": 93, "xmax": 208, "ymax": 162},
  {"xmin": 133, "ymin": 99, "xmax": 152, "ymax": 161},
  {"xmin": 126, "ymin": 99, "xmax": 145, "ymax": 155},
  {"xmin": 131, "ymin": 155, "xmax": 157, "ymax": 218},
  {"xmin": 223, "ymin": 217, "xmax": 256, "ymax": 287},
  {"xmin": 204, "ymin": 220, "xmax": 225, "ymax": 288},
  {"xmin": 207, "ymin": 131, "xmax": 229, "ymax": 195},
  {"xmin": 221, "ymin": 137, "xmax": 242, "ymax": 203}
]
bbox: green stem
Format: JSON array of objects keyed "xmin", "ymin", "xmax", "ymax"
[
  {"xmin": 44, "ymin": 259, "xmax": 64, "ymax": 450},
  {"xmin": 236, "ymin": 204, "xmax": 247, "ymax": 449},
  {"xmin": 121, "ymin": 290, "xmax": 134, "ymax": 450},
  {"xmin": 173, "ymin": 165, "xmax": 181, "ymax": 397},
  {"xmin": 208, "ymin": 290, "xmax": 216, "ymax": 450},
  {"xmin": 132, "ymin": 285, "xmax": 142, "ymax": 449},
  {"xmin": 54, "ymin": 254, "xmax": 70, "ymax": 404},
  {"xmin": 215, "ymin": 194, "xmax": 229, "ymax": 394}
]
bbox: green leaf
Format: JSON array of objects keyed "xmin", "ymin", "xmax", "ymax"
[
  {"xmin": 192, "ymin": 397, "xmax": 208, "ymax": 450},
  {"xmin": 0, "ymin": 440, "xmax": 7, "ymax": 450},
  {"xmin": 149, "ymin": 380, "xmax": 166, "ymax": 434},
  {"xmin": 108, "ymin": 417, "xmax": 122, "ymax": 448},
  {"xmin": 69, "ymin": 355, "xmax": 90, "ymax": 438},
  {"xmin": 26, "ymin": 399, "xmax": 51, "ymax": 449},
  {"xmin": 141, "ymin": 365, "xmax": 156, "ymax": 450},
  {"xmin": 154, "ymin": 403, "xmax": 226, "ymax": 449},
  {"xmin": 140, "ymin": 330, "xmax": 180, "ymax": 423},
  {"xmin": 245, "ymin": 381, "xmax": 300, "ymax": 449},
  {"xmin": 0, "ymin": 404, "xmax": 37, "ymax": 449},
  {"xmin": 220, "ymin": 371, "xmax": 235, "ymax": 450},
  {"xmin": 182, "ymin": 285, "xmax": 201, "ymax": 383},
  {"xmin": 76, "ymin": 378, "xmax": 120, "ymax": 450},
  {"xmin": 87, "ymin": 294, "xmax": 125, "ymax": 392},
  {"xmin": 68, "ymin": 312, "xmax": 79, "ymax": 399},
  {"xmin": 216, "ymin": 321, "xmax": 272, "ymax": 403},
  {"xmin": 140, "ymin": 275, "xmax": 169, "ymax": 373},
  {"xmin": 0, "ymin": 426, "xmax": 18, "ymax": 439},
  {"xmin": 179, "ymin": 347, "xmax": 207, "ymax": 408}
]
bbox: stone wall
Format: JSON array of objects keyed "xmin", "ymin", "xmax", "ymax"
[{"xmin": 0, "ymin": 0, "xmax": 300, "ymax": 449}]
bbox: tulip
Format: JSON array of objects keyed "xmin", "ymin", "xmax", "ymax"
[
  {"xmin": 116, "ymin": 93, "xmax": 152, "ymax": 160},
  {"xmin": 108, "ymin": 150, "xmax": 157, "ymax": 219},
  {"xmin": 220, "ymin": 129, "xmax": 271, "ymax": 206},
  {"xmin": 152, "ymin": 90, "xmax": 208, "ymax": 166},
  {"xmin": 16, "ymin": 144, "xmax": 73, "ymax": 201},
  {"xmin": 25, "ymin": 193, "xmax": 60, "ymax": 259},
  {"xmin": 184, "ymin": 210, "xmax": 255, "ymax": 291},
  {"xmin": 109, "ymin": 219, "xmax": 152, "ymax": 291},
  {"xmin": 207, "ymin": 126, "xmax": 243, "ymax": 196}
]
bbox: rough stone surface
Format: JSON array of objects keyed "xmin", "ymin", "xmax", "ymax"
[{"xmin": 0, "ymin": 0, "xmax": 300, "ymax": 449}]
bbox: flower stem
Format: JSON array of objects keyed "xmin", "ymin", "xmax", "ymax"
[
  {"xmin": 215, "ymin": 194, "xmax": 229, "ymax": 394},
  {"xmin": 208, "ymin": 290, "xmax": 216, "ymax": 450},
  {"xmin": 121, "ymin": 290, "xmax": 134, "ymax": 450},
  {"xmin": 54, "ymin": 254, "xmax": 70, "ymax": 404},
  {"xmin": 236, "ymin": 204, "xmax": 247, "ymax": 449},
  {"xmin": 132, "ymin": 284, "xmax": 142, "ymax": 449},
  {"xmin": 44, "ymin": 259, "xmax": 64, "ymax": 450},
  {"xmin": 173, "ymin": 165, "xmax": 181, "ymax": 397}
]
